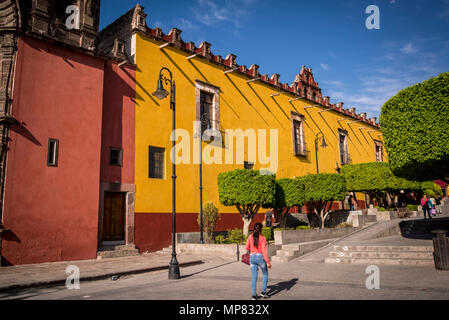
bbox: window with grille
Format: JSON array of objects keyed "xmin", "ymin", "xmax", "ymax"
[
  {"xmin": 148, "ymin": 146, "xmax": 165, "ymax": 179},
  {"xmin": 375, "ymin": 140, "xmax": 384, "ymax": 162},
  {"xmin": 339, "ymin": 130, "xmax": 350, "ymax": 165},
  {"xmin": 291, "ymin": 112, "xmax": 306, "ymax": 156},
  {"xmin": 200, "ymin": 90, "xmax": 213, "ymax": 133}
]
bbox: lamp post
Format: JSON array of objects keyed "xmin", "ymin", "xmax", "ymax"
[
  {"xmin": 314, "ymin": 132, "xmax": 327, "ymax": 174},
  {"xmin": 152, "ymin": 67, "xmax": 180, "ymax": 280},
  {"xmin": 198, "ymin": 113, "xmax": 210, "ymax": 244}
]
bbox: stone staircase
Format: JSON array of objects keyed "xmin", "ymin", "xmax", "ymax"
[
  {"xmin": 97, "ymin": 244, "xmax": 140, "ymax": 259},
  {"xmin": 325, "ymin": 245, "xmax": 434, "ymax": 266},
  {"xmin": 271, "ymin": 239, "xmax": 338, "ymax": 263}
]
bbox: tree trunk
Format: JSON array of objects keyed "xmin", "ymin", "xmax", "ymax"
[{"xmin": 242, "ymin": 217, "xmax": 251, "ymax": 236}]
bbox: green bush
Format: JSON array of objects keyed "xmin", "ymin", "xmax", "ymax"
[
  {"xmin": 380, "ymin": 72, "xmax": 449, "ymax": 181},
  {"xmin": 226, "ymin": 228, "xmax": 246, "ymax": 244},
  {"xmin": 295, "ymin": 225, "xmax": 310, "ymax": 230},
  {"xmin": 378, "ymin": 207, "xmax": 396, "ymax": 212},
  {"xmin": 407, "ymin": 204, "xmax": 418, "ymax": 211},
  {"xmin": 215, "ymin": 235, "xmax": 226, "ymax": 244},
  {"xmin": 336, "ymin": 222, "xmax": 353, "ymax": 228},
  {"xmin": 262, "ymin": 227, "xmax": 272, "ymax": 241},
  {"xmin": 197, "ymin": 201, "xmax": 220, "ymax": 241}
]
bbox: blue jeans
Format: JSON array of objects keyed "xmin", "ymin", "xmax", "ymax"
[{"xmin": 250, "ymin": 254, "xmax": 268, "ymax": 296}]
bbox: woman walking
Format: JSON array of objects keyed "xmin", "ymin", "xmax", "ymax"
[
  {"xmin": 245, "ymin": 222, "xmax": 271, "ymax": 300},
  {"xmin": 421, "ymin": 195, "xmax": 431, "ymax": 219}
]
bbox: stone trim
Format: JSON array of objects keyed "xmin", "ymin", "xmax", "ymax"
[
  {"xmin": 194, "ymin": 80, "xmax": 220, "ymax": 138},
  {"xmin": 291, "ymin": 112, "xmax": 306, "ymax": 156}
]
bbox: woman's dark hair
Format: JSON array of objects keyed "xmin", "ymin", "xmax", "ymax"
[{"xmin": 253, "ymin": 222, "xmax": 263, "ymax": 249}]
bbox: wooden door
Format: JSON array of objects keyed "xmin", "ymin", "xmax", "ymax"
[{"xmin": 103, "ymin": 192, "xmax": 125, "ymax": 241}]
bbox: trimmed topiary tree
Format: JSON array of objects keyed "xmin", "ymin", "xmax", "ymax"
[
  {"xmin": 217, "ymin": 169, "xmax": 275, "ymax": 236},
  {"xmin": 420, "ymin": 181, "xmax": 443, "ymax": 197},
  {"xmin": 341, "ymin": 162, "xmax": 423, "ymax": 207},
  {"xmin": 271, "ymin": 178, "xmax": 305, "ymax": 228},
  {"xmin": 380, "ymin": 72, "xmax": 449, "ymax": 183},
  {"xmin": 301, "ymin": 173, "xmax": 346, "ymax": 229}
]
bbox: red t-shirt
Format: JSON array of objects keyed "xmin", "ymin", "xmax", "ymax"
[{"xmin": 245, "ymin": 234, "xmax": 269, "ymax": 263}]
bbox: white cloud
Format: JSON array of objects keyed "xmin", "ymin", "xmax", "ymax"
[
  {"xmin": 400, "ymin": 42, "xmax": 417, "ymax": 54},
  {"xmin": 322, "ymin": 80, "xmax": 344, "ymax": 89},
  {"xmin": 320, "ymin": 63, "xmax": 329, "ymax": 71},
  {"xmin": 188, "ymin": 0, "xmax": 257, "ymax": 35}
]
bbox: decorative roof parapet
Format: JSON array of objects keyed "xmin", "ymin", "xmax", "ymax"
[
  {"xmin": 249, "ymin": 64, "xmax": 259, "ymax": 77},
  {"xmin": 270, "ymin": 74, "xmax": 281, "ymax": 86},
  {"xmin": 224, "ymin": 54, "xmax": 237, "ymax": 68},
  {"xmin": 199, "ymin": 41, "xmax": 211, "ymax": 58},
  {"xmin": 169, "ymin": 28, "xmax": 182, "ymax": 47},
  {"xmin": 132, "ymin": 4, "xmax": 147, "ymax": 32}
]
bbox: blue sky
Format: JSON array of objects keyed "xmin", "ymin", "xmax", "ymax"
[{"xmin": 100, "ymin": 0, "xmax": 449, "ymax": 118}]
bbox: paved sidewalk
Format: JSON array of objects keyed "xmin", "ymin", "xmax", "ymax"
[{"xmin": 0, "ymin": 251, "xmax": 209, "ymax": 292}]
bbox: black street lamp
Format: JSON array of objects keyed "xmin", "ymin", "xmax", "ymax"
[
  {"xmin": 315, "ymin": 132, "xmax": 327, "ymax": 174},
  {"xmin": 152, "ymin": 67, "xmax": 180, "ymax": 280}
]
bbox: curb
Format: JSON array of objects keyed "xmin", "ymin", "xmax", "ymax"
[{"xmin": 0, "ymin": 259, "xmax": 203, "ymax": 293}]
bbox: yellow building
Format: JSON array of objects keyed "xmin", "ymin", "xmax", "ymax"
[{"xmin": 100, "ymin": 5, "xmax": 385, "ymax": 252}]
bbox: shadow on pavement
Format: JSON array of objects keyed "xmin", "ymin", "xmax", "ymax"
[
  {"xmin": 267, "ymin": 278, "xmax": 299, "ymax": 297},
  {"xmin": 180, "ymin": 261, "xmax": 237, "ymax": 279},
  {"xmin": 400, "ymin": 216, "xmax": 449, "ymax": 240}
]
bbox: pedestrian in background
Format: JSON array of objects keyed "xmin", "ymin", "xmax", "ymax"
[
  {"xmin": 245, "ymin": 222, "xmax": 271, "ymax": 300},
  {"xmin": 429, "ymin": 196, "xmax": 436, "ymax": 216},
  {"xmin": 436, "ymin": 195, "xmax": 442, "ymax": 214},
  {"xmin": 348, "ymin": 195, "xmax": 354, "ymax": 211},
  {"xmin": 421, "ymin": 195, "xmax": 431, "ymax": 219},
  {"xmin": 265, "ymin": 210, "xmax": 274, "ymax": 229}
]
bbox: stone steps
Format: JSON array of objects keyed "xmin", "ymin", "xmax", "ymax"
[
  {"xmin": 328, "ymin": 251, "xmax": 433, "ymax": 259},
  {"xmin": 271, "ymin": 239, "xmax": 337, "ymax": 263},
  {"xmin": 325, "ymin": 245, "xmax": 434, "ymax": 266},
  {"xmin": 97, "ymin": 244, "xmax": 140, "ymax": 259},
  {"xmin": 325, "ymin": 257, "xmax": 434, "ymax": 266}
]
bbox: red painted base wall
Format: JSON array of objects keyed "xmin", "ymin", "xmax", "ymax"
[{"xmin": 134, "ymin": 212, "xmax": 265, "ymax": 253}]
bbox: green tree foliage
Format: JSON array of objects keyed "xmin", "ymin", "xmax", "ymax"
[
  {"xmin": 271, "ymin": 178, "xmax": 305, "ymax": 228},
  {"xmin": 341, "ymin": 162, "xmax": 423, "ymax": 207},
  {"xmin": 217, "ymin": 169, "xmax": 275, "ymax": 236},
  {"xmin": 380, "ymin": 72, "xmax": 449, "ymax": 182},
  {"xmin": 197, "ymin": 201, "xmax": 220, "ymax": 242},
  {"xmin": 420, "ymin": 181, "xmax": 443, "ymax": 197},
  {"xmin": 301, "ymin": 173, "xmax": 346, "ymax": 229}
]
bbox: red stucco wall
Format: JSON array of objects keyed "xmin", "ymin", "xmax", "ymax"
[
  {"xmin": 2, "ymin": 37, "xmax": 105, "ymax": 265},
  {"xmin": 134, "ymin": 212, "xmax": 264, "ymax": 253},
  {"xmin": 100, "ymin": 61, "xmax": 136, "ymax": 184}
]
